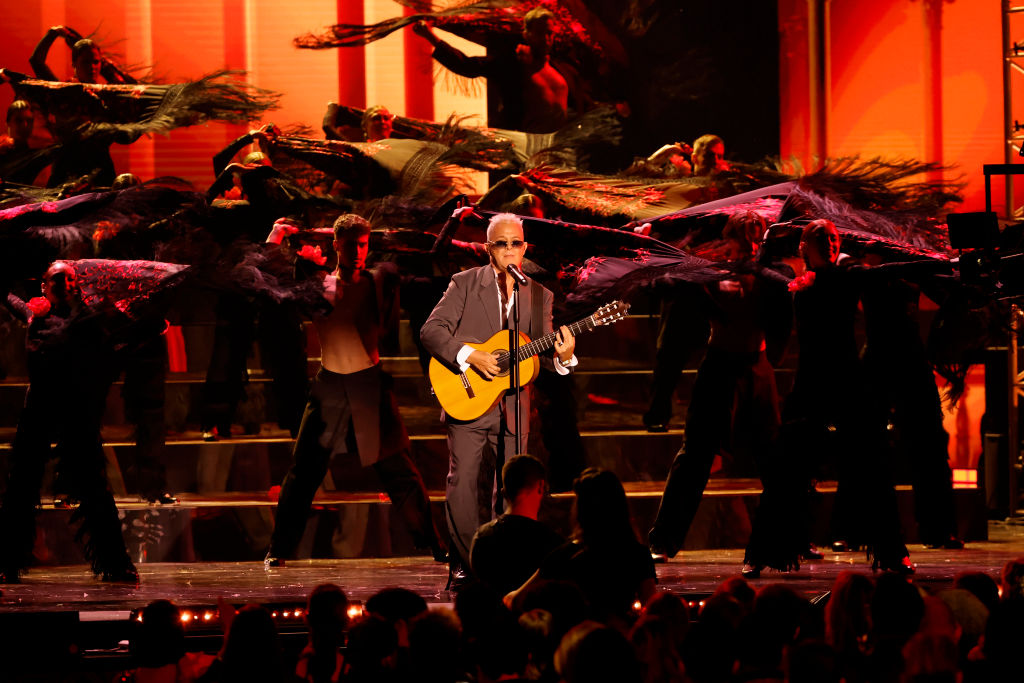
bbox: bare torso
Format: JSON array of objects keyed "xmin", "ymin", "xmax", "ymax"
[
  {"xmin": 520, "ymin": 53, "xmax": 568, "ymax": 133},
  {"xmin": 315, "ymin": 272, "xmax": 380, "ymax": 374}
]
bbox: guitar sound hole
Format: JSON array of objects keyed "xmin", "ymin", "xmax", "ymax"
[{"xmin": 492, "ymin": 350, "xmax": 511, "ymax": 377}]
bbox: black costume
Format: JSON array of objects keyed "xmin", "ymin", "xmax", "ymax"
[
  {"xmin": 861, "ymin": 275, "xmax": 957, "ymax": 546},
  {"xmin": 0, "ymin": 293, "xmax": 136, "ymax": 581},
  {"xmin": 761, "ymin": 264, "xmax": 908, "ymax": 568}
]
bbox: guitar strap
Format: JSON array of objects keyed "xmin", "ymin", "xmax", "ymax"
[{"xmin": 531, "ymin": 279, "xmax": 543, "ymax": 338}]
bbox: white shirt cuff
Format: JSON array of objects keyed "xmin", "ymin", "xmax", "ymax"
[
  {"xmin": 456, "ymin": 345, "xmax": 474, "ymax": 372},
  {"xmin": 554, "ymin": 354, "xmax": 578, "ymax": 375}
]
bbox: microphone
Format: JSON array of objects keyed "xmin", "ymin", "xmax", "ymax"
[{"xmin": 506, "ymin": 263, "xmax": 529, "ymax": 286}]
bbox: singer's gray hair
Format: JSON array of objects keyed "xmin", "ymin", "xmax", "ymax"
[{"xmin": 486, "ymin": 212, "xmax": 524, "ymax": 240}]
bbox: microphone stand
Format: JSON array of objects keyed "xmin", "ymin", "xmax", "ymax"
[{"xmin": 510, "ymin": 278, "xmax": 522, "ymax": 455}]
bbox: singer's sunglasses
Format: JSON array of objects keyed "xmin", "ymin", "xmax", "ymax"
[{"xmin": 488, "ymin": 239, "xmax": 526, "ymax": 251}]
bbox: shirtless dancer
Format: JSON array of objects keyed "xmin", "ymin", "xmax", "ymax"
[
  {"xmin": 412, "ymin": 8, "xmax": 569, "ymax": 133},
  {"xmin": 264, "ymin": 215, "xmax": 445, "ymax": 566}
]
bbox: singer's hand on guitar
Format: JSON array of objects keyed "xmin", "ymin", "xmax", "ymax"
[
  {"xmin": 468, "ymin": 349, "xmax": 501, "ymax": 379},
  {"xmin": 554, "ymin": 325, "xmax": 575, "ymax": 362}
]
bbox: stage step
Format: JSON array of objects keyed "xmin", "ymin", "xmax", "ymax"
[
  {"xmin": 0, "ymin": 420, "xmax": 689, "ymax": 499},
  {"xmin": 20, "ymin": 481, "xmax": 987, "ymax": 566}
]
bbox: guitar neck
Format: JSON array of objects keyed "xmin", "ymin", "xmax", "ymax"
[{"xmin": 515, "ymin": 316, "xmax": 596, "ymax": 362}]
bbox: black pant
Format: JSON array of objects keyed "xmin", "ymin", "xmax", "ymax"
[
  {"xmin": 0, "ymin": 371, "xmax": 132, "ymax": 576},
  {"xmin": 869, "ymin": 356, "xmax": 956, "ymax": 543},
  {"xmin": 122, "ymin": 334, "xmax": 168, "ymax": 498},
  {"xmin": 644, "ymin": 294, "xmax": 710, "ymax": 426},
  {"xmin": 766, "ymin": 373, "xmax": 907, "ymax": 566},
  {"xmin": 269, "ymin": 366, "xmax": 439, "ymax": 558},
  {"xmin": 648, "ymin": 348, "xmax": 778, "ymax": 555}
]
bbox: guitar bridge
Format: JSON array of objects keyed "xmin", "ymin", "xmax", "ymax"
[{"xmin": 459, "ymin": 372, "xmax": 476, "ymax": 398}]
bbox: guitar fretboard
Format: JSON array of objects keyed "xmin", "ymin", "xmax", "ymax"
[{"xmin": 499, "ymin": 316, "xmax": 597, "ymax": 364}]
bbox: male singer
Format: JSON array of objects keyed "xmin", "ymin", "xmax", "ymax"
[{"xmin": 420, "ymin": 211, "xmax": 576, "ymax": 582}]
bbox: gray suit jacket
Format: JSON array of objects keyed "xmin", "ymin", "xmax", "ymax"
[{"xmin": 420, "ymin": 264, "xmax": 555, "ymax": 426}]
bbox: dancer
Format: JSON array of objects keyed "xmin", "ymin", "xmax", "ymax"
[
  {"xmin": 747, "ymin": 219, "xmax": 912, "ymax": 575},
  {"xmin": 646, "ymin": 212, "xmax": 791, "ymax": 562},
  {"xmin": 861, "ymin": 271, "xmax": 960, "ymax": 549},
  {"xmin": 0, "ymin": 261, "xmax": 139, "ymax": 583},
  {"xmin": 324, "ymin": 103, "xmax": 394, "ymax": 142},
  {"xmin": 420, "ymin": 211, "xmax": 577, "ymax": 585},
  {"xmin": 265, "ymin": 214, "xmax": 445, "ymax": 567},
  {"xmin": 412, "ymin": 8, "xmax": 570, "ymax": 133},
  {"xmin": 0, "ymin": 100, "xmax": 51, "ymax": 185},
  {"xmin": 30, "ymin": 26, "xmax": 136, "ymax": 85}
]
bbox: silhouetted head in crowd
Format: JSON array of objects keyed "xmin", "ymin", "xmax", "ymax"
[
  {"xmin": 502, "ymin": 453, "xmax": 548, "ymax": 518},
  {"xmin": 953, "ymin": 571, "xmax": 999, "ymax": 612},
  {"xmin": 784, "ymin": 639, "xmax": 840, "ymax": 683},
  {"xmin": 982, "ymin": 598, "xmax": 1024, "ymax": 677},
  {"xmin": 799, "ymin": 219, "xmax": 841, "ymax": 271},
  {"xmin": 901, "ymin": 632, "xmax": 959, "ymax": 683},
  {"xmin": 343, "ymin": 614, "xmax": 399, "ymax": 683},
  {"xmin": 871, "ymin": 573, "xmax": 925, "ymax": 646},
  {"xmin": 938, "ymin": 588, "xmax": 989, "ymax": 657},
  {"xmin": 455, "ymin": 581, "xmax": 505, "ymax": 644},
  {"xmin": 691, "ymin": 134, "xmax": 726, "ymax": 176},
  {"xmin": 738, "ymin": 584, "xmax": 814, "ymax": 678},
  {"xmin": 306, "ymin": 583, "xmax": 349, "ymax": 649},
  {"xmin": 474, "ymin": 608, "xmax": 529, "ymax": 683},
  {"xmin": 555, "ymin": 621, "xmax": 641, "ymax": 683},
  {"xmin": 6, "ymin": 100, "xmax": 33, "ymax": 144},
  {"xmin": 919, "ymin": 595, "xmax": 960, "ymax": 641},
  {"xmin": 681, "ymin": 594, "xmax": 745, "ymax": 683},
  {"xmin": 408, "ymin": 608, "xmax": 463, "ymax": 683},
  {"xmin": 221, "ymin": 604, "xmax": 285, "ymax": 682},
  {"xmin": 519, "ymin": 609, "xmax": 558, "ymax": 681},
  {"xmin": 366, "ymin": 586, "xmax": 428, "ymax": 624},
  {"xmin": 712, "ymin": 576, "xmax": 756, "ymax": 614},
  {"xmin": 572, "ymin": 468, "xmax": 635, "ymax": 548},
  {"xmin": 131, "ymin": 599, "xmax": 186, "ymax": 669},
  {"xmin": 518, "ymin": 579, "xmax": 588, "ymax": 645},
  {"xmin": 1000, "ymin": 557, "xmax": 1024, "ymax": 601},
  {"xmin": 71, "ymin": 39, "xmax": 102, "ymax": 83},
  {"xmin": 825, "ymin": 571, "xmax": 873, "ymax": 656},
  {"xmin": 629, "ymin": 615, "xmax": 686, "ymax": 683},
  {"xmin": 642, "ymin": 592, "xmax": 690, "ymax": 655},
  {"xmin": 362, "ymin": 105, "xmax": 394, "ymax": 142}
]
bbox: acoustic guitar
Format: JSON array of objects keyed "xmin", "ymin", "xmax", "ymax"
[{"xmin": 428, "ymin": 300, "xmax": 631, "ymax": 421}]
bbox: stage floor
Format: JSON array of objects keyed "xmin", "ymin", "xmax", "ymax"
[{"xmin": 2, "ymin": 520, "xmax": 1023, "ymax": 614}]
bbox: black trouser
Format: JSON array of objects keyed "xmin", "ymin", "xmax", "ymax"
[
  {"xmin": 648, "ymin": 348, "xmax": 778, "ymax": 555},
  {"xmin": 0, "ymin": 372, "xmax": 132, "ymax": 576},
  {"xmin": 122, "ymin": 334, "xmax": 168, "ymax": 498},
  {"xmin": 768, "ymin": 376, "xmax": 908, "ymax": 566},
  {"xmin": 870, "ymin": 357, "xmax": 956, "ymax": 543},
  {"xmin": 269, "ymin": 366, "xmax": 439, "ymax": 559},
  {"xmin": 256, "ymin": 303, "xmax": 308, "ymax": 436},
  {"xmin": 644, "ymin": 294, "xmax": 710, "ymax": 427},
  {"xmin": 201, "ymin": 294, "xmax": 253, "ymax": 432}
]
